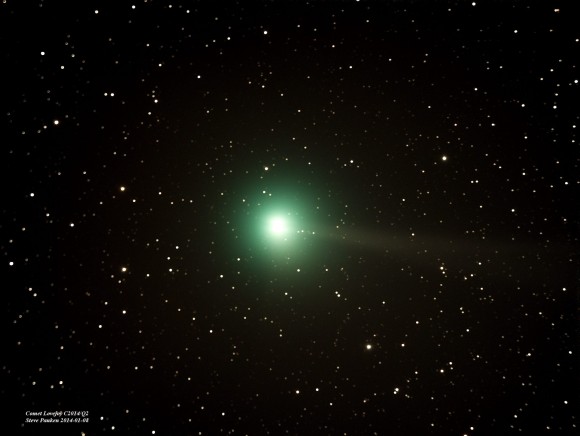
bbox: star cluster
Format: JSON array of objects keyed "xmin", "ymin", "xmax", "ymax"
[{"xmin": 2, "ymin": 1, "xmax": 578, "ymax": 435}]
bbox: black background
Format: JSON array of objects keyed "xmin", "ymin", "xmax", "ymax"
[{"xmin": 2, "ymin": 1, "xmax": 578, "ymax": 434}]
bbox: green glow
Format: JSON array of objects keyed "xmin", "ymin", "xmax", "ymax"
[{"xmin": 231, "ymin": 166, "xmax": 334, "ymax": 272}]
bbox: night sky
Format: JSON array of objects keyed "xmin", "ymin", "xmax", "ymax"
[{"xmin": 2, "ymin": 1, "xmax": 579, "ymax": 435}]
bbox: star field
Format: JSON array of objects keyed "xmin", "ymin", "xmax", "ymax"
[{"xmin": 2, "ymin": 1, "xmax": 578, "ymax": 435}]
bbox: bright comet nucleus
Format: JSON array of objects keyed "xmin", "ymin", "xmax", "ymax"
[{"xmin": 268, "ymin": 216, "xmax": 289, "ymax": 236}]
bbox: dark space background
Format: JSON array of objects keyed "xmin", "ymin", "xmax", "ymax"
[{"xmin": 2, "ymin": 1, "xmax": 578, "ymax": 435}]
